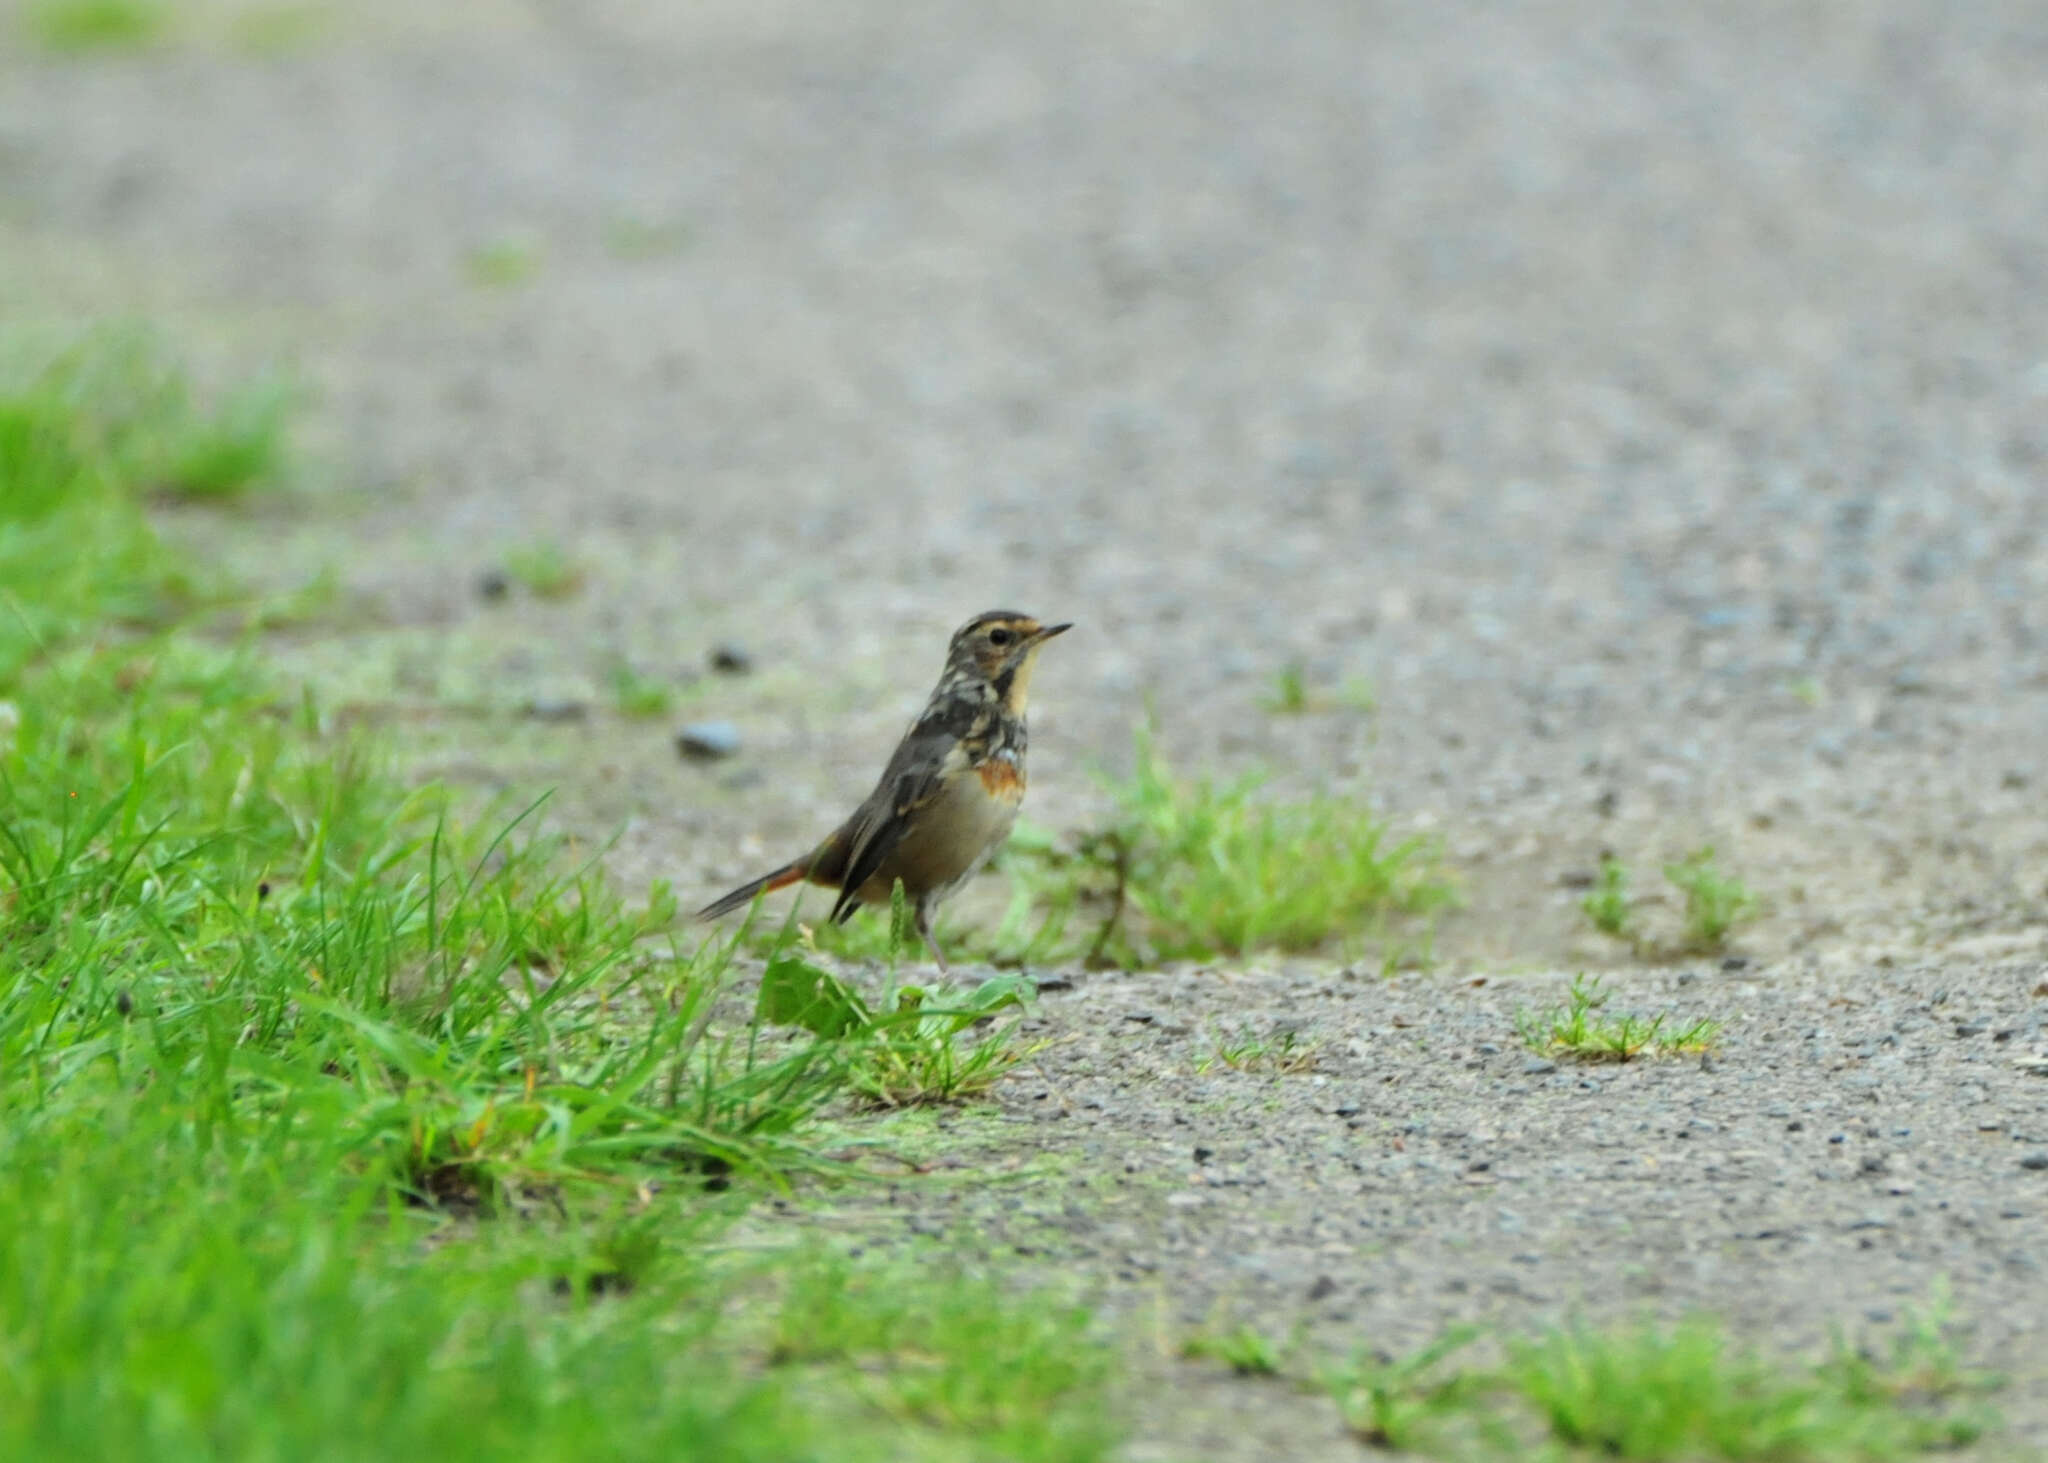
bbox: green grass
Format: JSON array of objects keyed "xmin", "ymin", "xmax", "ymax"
[
  {"xmin": 1581, "ymin": 848, "xmax": 1757, "ymax": 958},
  {"xmin": 464, "ymin": 238, "xmax": 545, "ymax": 288},
  {"xmin": 1509, "ymin": 1314, "xmax": 1997, "ymax": 1460},
  {"xmin": 1040, "ymin": 725, "xmax": 1453, "ymax": 965},
  {"xmin": 1194, "ymin": 1022, "xmax": 1319, "ymax": 1075},
  {"xmin": 1581, "ymin": 851, "xmax": 1633, "ymax": 940},
  {"xmin": 1300, "ymin": 1307, "xmax": 1999, "ymax": 1460},
  {"xmin": 502, "ymin": 539, "xmax": 585, "ymax": 599},
  {"xmin": 0, "ymin": 325, "xmax": 1122, "ymax": 1462},
  {"xmin": 1319, "ymin": 1326, "xmax": 1492, "ymax": 1451},
  {"xmin": 1517, "ymin": 974, "xmax": 1720, "ymax": 1062},
  {"xmin": 1666, "ymin": 844, "xmax": 1757, "ymax": 951},
  {"xmin": 1263, "ymin": 661, "xmax": 1310, "ymax": 713},
  {"xmin": 0, "ymin": 327, "xmax": 292, "ymax": 683},
  {"xmin": 768, "ymin": 1252, "xmax": 1118, "ymax": 1458},
  {"xmin": 1182, "ymin": 1322, "xmax": 1292, "ymax": 1377},
  {"xmin": 607, "ymin": 660, "xmax": 675, "ymax": 717},
  {"xmin": 752, "ymin": 897, "xmax": 1043, "ymax": 1108},
  {"xmin": 24, "ymin": 0, "xmax": 168, "ymax": 50}
]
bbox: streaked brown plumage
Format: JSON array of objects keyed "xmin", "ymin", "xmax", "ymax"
[{"xmin": 696, "ymin": 610, "xmax": 1071, "ymax": 970}]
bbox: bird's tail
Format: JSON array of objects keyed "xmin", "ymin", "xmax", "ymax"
[{"xmin": 695, "ymin": 860, "xmax": 810, "ymax": 922}]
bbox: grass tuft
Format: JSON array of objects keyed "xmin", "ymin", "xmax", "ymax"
[
  {"xmin": 0, "ymin": 328, "xmax": 293, "ymax": 681},
  {"xmin": 465, "ymin": 238, "xmax": 545, "ymax": 288},
  {"xmin": 1195, "ymin": 1022, "xmax": 1320, "ymax": 1075},
  {"xmin": 1511, "ymin": 1312, "xmax": 1997, "ymax": 1459},
  {"xmin": 1666, "ymin": 844, "xmax": 1757, "ymax": 951},
  {"xmin": 995, "ymin": 726, "xmax": 1451, "ymax": 967},
  {"xmin": 1581, "ymin": 851, "xmax": 1634, "ymax": 940},
  {"xmin": 608, "ymin": 660, "xmax": 675, "ymax": 718},
  {"xmin": 502, "ymin": 540, "xmax": 585, "ymax": 599},
  {"xmin": 1320, "ymin": 1327, "xmax": 1492, "ymax": 1452},
  {"xmin": 753, "ymin": 925, "xmax": 1042, "ymax": 1108},
  {"xmin": 24, "ymin": 0, "xmax": 167, "ymax": 50},
  {"xmin": 1291, "ymin": 1304, "xmax": 2001, "ymax": 1460},
  {"xmin": 1517, "ymin": 974, "xmax": 1720, "ymax": 1062},
  {"xmin": 1181, "ymin": 1322, "xmax": 1292, "ymax": 1377}
]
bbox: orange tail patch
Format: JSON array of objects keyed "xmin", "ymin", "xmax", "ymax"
[{"xmin": 695, "ymin": 859, "xmax": 811, "ymax": 922}]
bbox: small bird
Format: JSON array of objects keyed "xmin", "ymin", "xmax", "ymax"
[{"xmin": 696, "ymin": 610, "xmax": 1071, "ymax": 971}]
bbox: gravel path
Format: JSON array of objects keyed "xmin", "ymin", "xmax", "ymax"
[{"xmin": 5, "ymin": 0, "xmax": 2046, "ymax": 1452}]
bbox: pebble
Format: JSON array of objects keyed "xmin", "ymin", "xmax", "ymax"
[
  {"xmin": 676, "ymin": 721, "xmax": 742, "ymax": 759},
  {"xmin": 476, "ymin": 568, "xmax": 510, "ymax": 601},
  {"xmin": 709, "ymin": 642, "xmax": 753, "ymax": 674},
  {"xmin": 1522, "ymin": 1058, "xmax": 1558, "ymax": 1075},
  {"xmin": 2020, "ymin": 1153, "xmax": 2048, "ymax": 1172},
  {"xmin": 524, "ymin": 697, "xmax": 588, "ymax": 722}
]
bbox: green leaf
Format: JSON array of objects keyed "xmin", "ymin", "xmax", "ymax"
[
  {"xmin": 756, "ymin": 956, "xmax": 870, "ymax": 1037},
  {"xmin": 967, "ymin": 973, "xmax": 1034, "ymax": 1015}
]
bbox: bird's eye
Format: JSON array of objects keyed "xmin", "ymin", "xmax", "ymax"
[{"xmin": 986, "ymin": 627, "xmax": 1014, "ymax": 647}]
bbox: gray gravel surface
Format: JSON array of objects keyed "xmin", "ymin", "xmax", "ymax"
[{"xmin": 5, "ymin": 0, "xmax": 2047, "ymax": 1454}]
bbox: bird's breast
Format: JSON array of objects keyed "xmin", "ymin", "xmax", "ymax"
[{"xmin": 975, "ymin": 747, "xmax": 1027, "ymax": 805}]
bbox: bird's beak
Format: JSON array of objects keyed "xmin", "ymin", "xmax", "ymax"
[{"xmin": 1032, "ymin": 622, "xmax": 1073, "ymax": 645}]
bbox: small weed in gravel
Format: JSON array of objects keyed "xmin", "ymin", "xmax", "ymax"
[
  {"xmin": 995, "ymin": 725, "xmax": 1451, "ymax": 966},
  {"xmin": 1182, "ymin": 1322, "xmax": 1291, "ymax": 1377},
  {"xmin": 503, "ymin": 539, "xmax": 585, "ymax": 598},
  {"xmin": 1263, "ymin": 662, "xmax": 1310, "ymax": 713},
  {"xmin": 1295, "ymin": 1305, "xmax": 2000, "ymax": 1459},
  {"xmin": 464, "ymin": 237, "xmax": 545, "ymax": 287},
  {"xmin": 1195, "ymin": 1023, "xmax": 1320, "ymax": 1075},
  {"xmin": 1510, "ymin": 1312, "xmax": 1998, "ymax": 1459},
  {"xmin": 1581, "ymin": 852, "xmax": 1635, "ymax": 942},
  {"xmin": 1517, "ymin": 975, "xmax": 1720, "ymax": 1062},
  {"xmin": 1319, "ymin": 1326, "xmax": 1493, "ymax": 1452},
  {"xmin": 1666, "ymin": 844, "xmax": 1757, "ymax": 951},
  {"xmin": 608, "ymin": 660, "xmax": 675, "ymax": 717}
]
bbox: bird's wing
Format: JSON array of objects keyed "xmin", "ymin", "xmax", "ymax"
[{"xmin": 826, "ymin": 729, "xmax": 965, "ymax": 923}]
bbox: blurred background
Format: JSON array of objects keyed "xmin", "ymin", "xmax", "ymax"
[{"xmin": 4, "ymin": 0, "xmax": 2045, "ymax": 968}]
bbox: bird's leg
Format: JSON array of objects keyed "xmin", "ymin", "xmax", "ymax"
[{"xmin": 916, "ymin": 903, "xmax": 950, "ymax": 976}]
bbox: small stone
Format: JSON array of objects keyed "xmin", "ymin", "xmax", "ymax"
[
  {"xmin": 676, "ymin": 721, "xmax": 741, "ymax": 759},
  {"xmin": 2001, "ymin": 768, "xmax": 2031, "ymax": 790},
  {"xmin": 2020, "ymin": 1153, "xmax": 2048, "ymax": 1172},
  {"xmin": 1192, "ymin": 1146, "xmax": 1214, "ymax": 1164},
  {"xmin": 1522, "ymin": 1058, "xmax": 1558, "ymax": 1076},
  {"xmin": 476, "ymin": 568, "xmax": 510, "ymax": 601},
  {"xmin": 1306, "ymin": 1275, "xmax": 1338, "ymax": 1302},
  {"xmin": 1955, "ymin": 1022, "xmax": 1988, "ymax": 1038},
  {"xmin": 524, "ymin": 697, "xmax": 588, "ymax": 722},
  {"xmin": 1721, "ymin": 956, "xmax": 1751, "ymax": 971},
  {"xmin": 1477, "ymin": 1042, "xmax": 1501, "ymax": 1056},
  {"xmin": 709, "ymin": 642, "xmax": 753, "ymax": 674},
  {"xmin": 1122, "ymin": 1012, "xmax": 1156, "ymax": 1025}
]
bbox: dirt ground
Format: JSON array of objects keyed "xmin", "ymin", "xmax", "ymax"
[{"xmin": 5, "ymin": 0, "xmax": 2046, "ymax": 1454}]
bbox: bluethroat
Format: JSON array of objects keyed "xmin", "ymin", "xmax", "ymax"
[{"xmin": 697, "ymin": 610, "xmax": 1071, "ymax": 970}]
